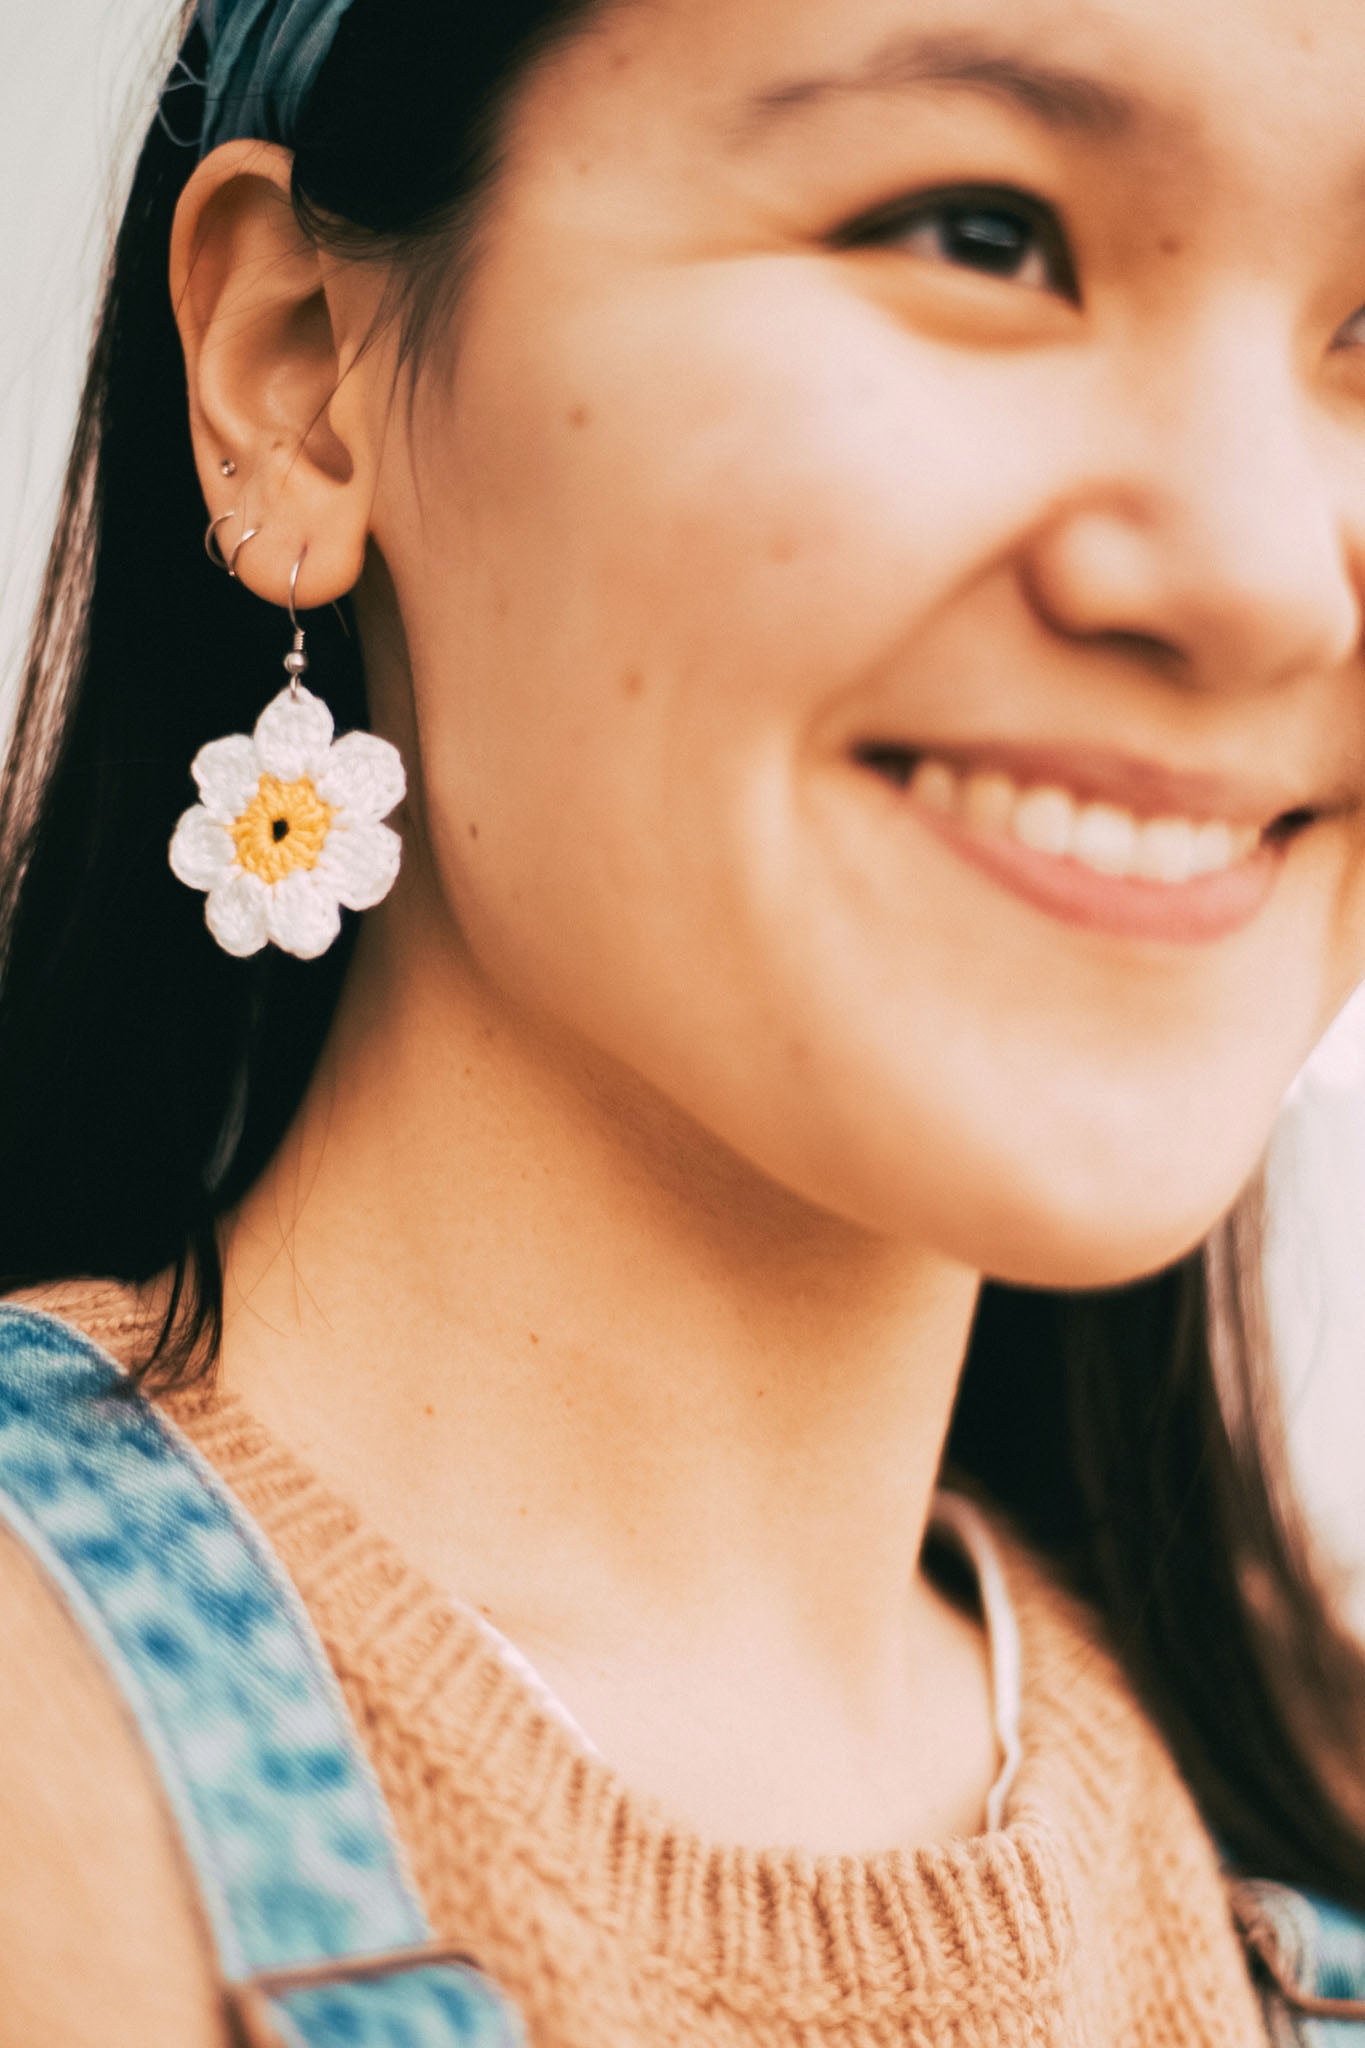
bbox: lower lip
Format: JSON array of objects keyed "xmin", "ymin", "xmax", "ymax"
[{"xmin": 906, "ymin": 802, "xmax": 1286, "ymax": 943}]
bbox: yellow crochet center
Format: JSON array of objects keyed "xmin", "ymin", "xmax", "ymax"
[{"xmin": 233, "ymin": 774, "xmax": 335, "ymax": 886}]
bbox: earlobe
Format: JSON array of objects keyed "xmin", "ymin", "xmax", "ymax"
[{"xmin": 170, "ymin": 140, "xmax": 377, "ymax": 609}]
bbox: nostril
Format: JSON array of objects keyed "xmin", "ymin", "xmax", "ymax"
[{"xmin": 1089, "ymin": 627, "xmax": 1185, "ymax": 674}]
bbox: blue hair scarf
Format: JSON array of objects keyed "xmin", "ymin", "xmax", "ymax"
[{"xmin": 196, "ymin": 0, "xmax": 361, "ymax": 154}]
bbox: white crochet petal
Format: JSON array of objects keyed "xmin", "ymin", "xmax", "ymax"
[
  {"xmin": 316, "ymin": 818, "xmax": 402, "ymax": 911},
  {"xmin": 169, "ymin": 806, "xmax": 237, "ymax": 891},
  {"xmin": 192, "ymin": 734, "xmax": 260, "ymax": 820},
  {"xmin": 265, "ymin": 868, "xmax": 343, "ymax": 959},
  {"xmin": 204, "ymin": 872, "xmax": 270, "ymax": 957},
  {"xmin": 315, "ymin": 730, "xmax": 406, "ymax": 822},
  {"xmin": 253, "ymin": 685, "xmax": 335, "ymax": 783}
]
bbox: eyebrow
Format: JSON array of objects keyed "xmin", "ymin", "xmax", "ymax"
[{"xmin": 739, "ymin": 28, "xmax": 1154, "ymax": 144}]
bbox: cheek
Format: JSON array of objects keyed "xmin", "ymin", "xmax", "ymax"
[
  {"xmin": 380, "ymin": 256, "xmax": 1356, "ymax": 1285},
  {"xmin": 766, "ymin": 780, "xmax": 1338, "ymax": 1283},
  {"xmin": 392, "ymin": 264, "xmax": 1072, "ymax": 1025},
  {"xmin": 416, "ymin": 257, "xmax": 1085, "ymax": 752}
]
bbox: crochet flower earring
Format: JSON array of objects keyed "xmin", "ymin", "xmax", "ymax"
[{"xmin": 170, "ymin": 551, "xmax": 406, "ymax": 960}]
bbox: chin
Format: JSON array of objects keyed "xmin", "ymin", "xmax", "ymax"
[
  {"xmin": 958, "ymin": 1178, "xmax": 1247, "ymax": 1295},
  {"xmin": 900, "ymin": 1066, "xmax": 1280, "ymax": 1295},
  {"xmin": 982, "ymin": 1232, "xmax": 1201, "ymax": 1296}
]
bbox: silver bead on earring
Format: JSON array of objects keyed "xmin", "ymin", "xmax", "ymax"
[
  {"xmin": 219, "ymin": 458, "xmax": 238, "ymax": 478},
  {"xmin": 170, "ymin": 545, "xmax": 407, "ymax": 961}
]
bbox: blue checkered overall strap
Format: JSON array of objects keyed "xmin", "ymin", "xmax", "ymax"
[
  {"xmin": 0, "ymin": 1303, "xmax": 524, "ymax": 2048},
  {"xmin": 1231, "ymin": 1879, "xmax": 1365, "ymax": 2045}
]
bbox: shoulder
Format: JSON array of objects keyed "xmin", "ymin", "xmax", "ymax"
[
  {"xmin": 0, "ymin": 1524, "xmax": 228, "ymax": 2047},
  {"xmin": 1, "ymin": 1274, "xmax": 165, "ymax": 1368},
  {"xmin": 0, "ymin": 1280, "xmax": 226, "ymax": 2047}
]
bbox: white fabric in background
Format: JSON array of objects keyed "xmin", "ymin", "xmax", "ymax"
[
  {"xmin": 0, "ymin": 0, "xmax": 173, "ymax": 730},
  {"xmin": 1267, "ymin": 983, "xmax": 1365, "ymax": 1636}
]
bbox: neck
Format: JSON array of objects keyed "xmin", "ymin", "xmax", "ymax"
[{"xmin": 221, "ymin": 905, "xmax": 981, "ymax": 1693}]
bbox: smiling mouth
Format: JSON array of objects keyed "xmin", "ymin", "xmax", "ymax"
[
  {"xmin": 856, "ymin": 744, "xmax": 1318, "ymax": 877},
  {"xmin": 853, "ymin": 742, "xmax": 1321, "ymax": 941}
]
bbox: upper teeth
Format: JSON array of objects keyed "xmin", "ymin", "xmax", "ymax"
[{"xmin": 906, "ymin": 757, "xmax": 1261, "ymax": 884}]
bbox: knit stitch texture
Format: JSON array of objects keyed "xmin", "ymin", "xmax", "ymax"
[{"xmin": 13, "ymin": 1281, "xmax": 1270, "ymax": 2048}]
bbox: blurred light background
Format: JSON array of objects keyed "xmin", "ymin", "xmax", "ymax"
[
  {"xmin": 0, "ymin": 0, "xmax": 173, "ymax": 731},
  {"xmin": 3, "ymin": 1, "xmax": 1363, "ymax": 1626}
]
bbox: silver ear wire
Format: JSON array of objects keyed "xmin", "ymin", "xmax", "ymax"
[
  {"xmin": 288, "ymin": 547, "xmax": 308, "ymax": 633},
  {"xmin": 284, "ymin": 548, "xmax": 310, "ymax": 699}
]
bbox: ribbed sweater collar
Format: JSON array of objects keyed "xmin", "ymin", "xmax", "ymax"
[{"xmin": 23, "ymin": 1280, "xmax": 1265, "ymax": 2043}]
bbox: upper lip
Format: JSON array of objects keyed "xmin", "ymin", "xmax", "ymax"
[{"xmin": 854, "ymin": 736, "xmax": 1344, "ymax": 830}]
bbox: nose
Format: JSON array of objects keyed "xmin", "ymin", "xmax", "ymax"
[{"xmin": 1023, "ymin": 315, "xmax": 1365, "ymax": 690}]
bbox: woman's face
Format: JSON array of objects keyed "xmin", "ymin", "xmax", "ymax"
[{"xmin": 370, "ymin": 0, "xmax": 1365, "ymax": 1287}]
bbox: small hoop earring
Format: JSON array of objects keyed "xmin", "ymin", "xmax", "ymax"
[
  {"xmin": 204, "ymin": 510, "xmax": 260, "ymax": 579},
  {"xmin": 228, "ymin": 526, "xmax": 261, "ymax": 578},
  {"xmin": 204, "ymin": 512, "xmax": 234, "ymax": 572}
]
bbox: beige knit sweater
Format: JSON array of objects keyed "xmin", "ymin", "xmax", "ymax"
[{"xmin": 17, "ymin": 1283, "xmax": 1270, "ymax": 2047}]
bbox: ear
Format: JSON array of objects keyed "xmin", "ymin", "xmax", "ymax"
[{"xmin": 170, "ymin": 140, "xmax": 391, "ymax": 613}]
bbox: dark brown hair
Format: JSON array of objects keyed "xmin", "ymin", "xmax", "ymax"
[{"xmin": 3, "ymin": 0, "xmax": 1364, "ymax": 1915}]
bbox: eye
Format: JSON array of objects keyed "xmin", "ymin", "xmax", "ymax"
[{"xmin": 834, "ymin": 185, "xmax": 1079, "ymax": 303}]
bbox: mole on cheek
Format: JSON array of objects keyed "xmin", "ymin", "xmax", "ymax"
[
  {"xmin": 567, "ymin": 404, "xmax": 593, "ymax": 430},
  {"xmin": 621, "ymin": 669, "xmax": 646, "ymax": 700},
  {"xmin": 1158, "ymin": 235, "xmax": 1185, "ymax": 258}
]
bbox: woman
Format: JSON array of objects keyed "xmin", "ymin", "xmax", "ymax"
[{"xmin": 2, "ymin": 0, "xmax": 1365, "ymax": 2039}]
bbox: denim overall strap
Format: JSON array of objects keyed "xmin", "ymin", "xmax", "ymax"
[
  {"xmin": 0, "ymin": 1305, "xmax": 524, "ymax": 2048},
  {"xmin": 1230, "ymin": 1879, "xmax": 1365, "ymax": 2043}
]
